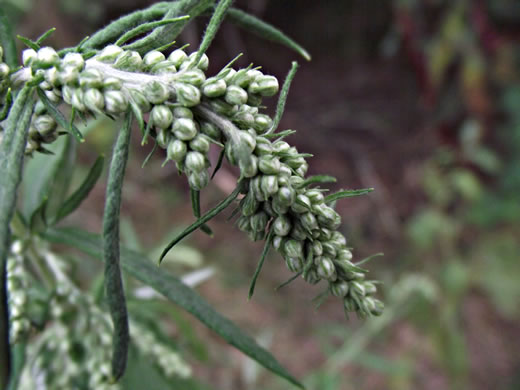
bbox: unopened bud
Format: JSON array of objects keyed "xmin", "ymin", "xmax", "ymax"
[
  {"xmin": 150, "ymin": 105, "xmax": 173, "ymax": 129},
  {"xmin": 173, "ymin": 118, "xmax": 198, "ymax": 141},
  {"xmin": 175, "ymin": 82, "xmax": 200, "ymax": 107}
]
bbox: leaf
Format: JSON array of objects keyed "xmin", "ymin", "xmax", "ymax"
[
  {"xmin": 103, "ymin": 113, "xmax": 132, "ymax": 381},
  {"xmin": 117, "ymin": 16, "xmax": 190, "ymax": 46},
  {"xmin": 159, "ymin": 184, "xmax": 243, "ymax": 263},
  {"xmin": 190, "ymin": 189, "xmax": 213, "ymax": 236},
  {"xmin": 52, "ymin": 155, "xmax": 105, "ymax": 224},
  {"xmin": 210, "ymin": 148, "xmax": 225, "ymax": 179},
  {"xmin": 36, "ymin": 88, "xmax": 84, "ymax": 142},
  {"xmin": 43, "ymin": 227, "xmax": 304, "ymax": 389},
  {"xmin": 268, "ymin": 61, "xmax": 299, "ymax": 134},
  {"xmin": 227, "ymin": 8, "xmax": 311, "ymax": 61},
  {"xmin": 248, "ymin": 228, "xmax": 274, "ymax": 299},
  {"xmin": 0, "ymin": 85, "xmax": 34, "ymax": 390},
  {"xmin": 325, "ymin": 188, "xmax": 374, "ymax": 203},
  {"xmin": 195, "ymin": 0, "xmax": 234, "ymax": 63},
  {"xmin": 129, "ymin": 99, "xmax": 145, "ymax": 136},
  {"xmin": 263, "ymin": 129, "xmax": 297, "ymax": 140},
  {"xmin": 16, "ymin": 35, "xmax": 39, "ymax": 51},
  {"xmin": 297, "ymin": 175, "xmax": 337, "ymax": 189},
  {"xmin": 35, "ymin": 28, "xmax": 56, "ymax": 45},
  {"xmin": 0, "ymin": 7, "xmax": 18, "ymax": 68}
]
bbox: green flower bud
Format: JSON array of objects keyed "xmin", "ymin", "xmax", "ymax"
[
  {"xmin": 330, "ymin": 280, "xmax": 350, "ymax": 297},
  {"xmin": 272, "ymin": 140, "xmax": 290, "ymax": 155},
  {"xmin": 33, "ymin": 115, "xmax": 56, "ymax": 135},
  {"xmin": 289, "ymin": 176, "xmax": 304, "ymax": 188},
  {"xmin": 114, "ymin": 50, "xmax": 143, "ymax": 71},
  {"xmin": 62, "ymin": 85, "xmax": 74, "ymax": 105},
  {"xmin": 246, "ymin": 69, "xmax": 263, "ymax": 81},
  {"xmin": 364, "ymin": 282, "xmax": 377, "ymax": 295},
  {"xmin": 285, "ymin": 155, "xmax": 306, "ymax": 170},
  {"xmin": 22, "ymin": 49, "xmax": 37, "ymax": 67},
  {"xmin": 272, "ymin": 235, "xmax": 287, "ymax": 252},
  {"xmin": 350, "ymin": 281, "xmax": 365, "ymax": 297},
  {"xmin": 71, "ymin": 89, "xmax": 86, "ymax": 111},
  {"xmin": 143, "ymin": 51, "xmax": 166, "ymax": 68},
  {"xmin": 250, "ymin": 211, "xmax": 269, "ymax": 233},
  {"xmin": 254, "ymin": 75, "xmax": 279, "ymax": 96},
  {"xmin": 173, "ymin": 118, "xmax": 198, "ymax": 141},
  {"xmin": 277, "ymin": 175, "xmax": 289, "ymax": 187},
  {"xmin": 189, "ymin": 134, "xmax": 210, "ymax": 153},
  {"xmin": 241, "ymin": 191, "xmax": 259, "ymax": 217},
  {"xmin": 337, "ymin": 249, "xmax": 353, "ymax": 262},
  {"xmin": 225, "ymin": 142, "xmax": 237, "ymax": 166},
  {"xmin": 39, "ymin": 80, "xmax": 52, "ymax": 90},
  {"xmin": 104, "ymin": 90, "xmax": 128, "ymax": 114},
  {"xmin": 45, "ymin": 89, "xmax": 62, "ymax": 104},
  {"xmin": 261, "ymin": 175, "xmax": 278, "ymax": 199},
  {"xmin": 295, "ymin": 162, "xmax": 308, "ymax": 177},
  {"xmin": 84, "ymin": 88, "xmax": 105, "ymax": 113},
  {"xmin": 217, "ymin": 67, "xmax": 235, "ymax": 82},
  {"xmin": 322, "ymin": 242, "xmax": 337, "ymax": 258},
  {"xmin": 331, "ymin": 231, "xmax": 347, "ymax": 248},
  {"xmin": 156, "ymin": 129, "xmax": 170, "ymax": 148},
  {"xmin": 225, "ymin": 85, "xmax": 248, "ymax": 105},
  {"xmin": 167, "ymin": 139, "xmax": 187, "ymax": 162},
  {"xmin": 319, "ymin": 227, "xmax": 333, "ymax": 241},
  {"xmin": 59, "ymin": 66, "xmax": 79, "ymax": 85},
  {"xmin": 303, "ymin": 268, "xmax": 320, "ymax": 284},
  {"xmin": 150, "ymin": 60, "xmax": 177, "ymax": 74},
  {"xmin": 239, "ymin": 155, "xmax": 258, "ymax": 178},
  {"xmin": 209, "ymin": 99, "xmax": 237, "ymax": 116},
  {"xmin": 285, "ymin": 257, "xmax": 303, "ymax": 273},
  {"xmin": 250, "ymin": 176, "xmax": 265, "ymax": 201},
  {"xmin": 44, "ymin": 67, "xmax": 59, "ymax": 86},
  {"xmin": 97, "ymin": 45, "xmax": 123, "ymax": 63},
  {"xmin": 368, "ymin": 298, "xmax": 384, "ymax": 316},
  {"xmin": 103, "ymin": 77, "xmax": 123, "ymax": 90},
  {"xmin": 233, "ymin": 110, "xmax": 255, "ymax": 128},
  {"xmin": 230, "ymin": 68, "xmax": 254, "ymax": 88},
  {"xmin": 271, "ymin": 195, "xmax": 289, "ymax": 215},
  {"xmin": 200, "ymin": 121, "xmax": 221, "ymax": 139},
  {"xmin": 34, "ymin": 101, "xmax": 46, "ymax": 115},
  {"xmin": 177, "ymin": 69, "xmax": 206, "ymax": 86},
  {"xmin": 168, "ymin": 49, "xmax": 188, "ymax": 68},
  {"xmin": 248, "ymin": 230, "xmax": 265, "ymax": 241},
  {"xmin": 300, "ymin": 212, "xmax": 318, "ymax": 232},
  {"xmin": 253, "ymin": 114, "xmax": 272, "ymax": 133},
  {"xmin": 175, "ymin": 82, "xmax": 200, "ymax": 107},
  {"xmin": 290, "ymin": 220, "xmax": 308, "ymax": 241},
  {"xmin": 173, "ymin": 107, "xmax": 194, "ymax": 119},
  {"xmin": 36, "ymin": 47, "xmax": 59, "ymax": 68},
  {"xmin": 144, "ymin": 80, "xmax": 169, "ymax": 104},
  {"xmin": 343, "ymin": 298, "xmax": 358, "ymax": 313},
  {"xmin": 312, "ymin": 240, "xmax": 323, "ymax": 256},
  {"xmin": 291, "ymin": 194, "xmax": 311, "ymax": 213},
  {"xmin": 239, "ymin": 130, "xmax": 256, "ymax": 152},
  {"xmin": 185, "ymin": 151, "xmax": 206, "ymax": 172},
  {"xmin": 247, "ymin": 93, "xmax": 263, "ymax": 106},
  {"xmin": 237, "ymin": 215, "xmax": 252, "ymax": 232},
  {"xmin": 79, "ymin": 68, "xmax": 104, "ymax": 88},
  {"xmin": 150, "ymin": 105, "xmax": 173, "ymax": 129},
  {"xmin": 254, "ymin": 137, "xmax": 273, "ymax": 156},
  {"xmin": 258, "ymin": 156, "xmax": 281, "ymax": 175},
  {"xmin": 131, "ymin": 89, "xmax": 152, "ymax": 113},
  {"xmin": 263, "ymin": 199, "xmax": 276, "ymax": 217},
  {"xmin": 184, "ymin": 52, "xmax": 209, "ymax": 71},
  {"xmin": 187, "ymin": 169, "xmax": 209, "ymax": 190},
  {"xmin": 284, "ymin": 239, "xmax": 303, "ymax": 259},
  {"xmin": 273, "ymin": 215, "xmax": 291, "ymax": 236},
  {"xmin": 316, "ymin": 256, "xmax": 337, "ymax": 281},
  {"xmin": 202, "ymin": 77, "xmax": 227, "ymax": 97},
  {"xmin": 62, "ymin": 52, "xmax": 85, "ymax": 70},
  {"xmin": 0, "ymin": 63, "xmax": 10, "ymax": 79},
  {"xmin": 276, "ymin": 186, "xmax": 295, "ymax": 208}
]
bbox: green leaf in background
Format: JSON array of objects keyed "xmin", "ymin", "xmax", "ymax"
[
  {"xmin": 195, "ymin": 0, "xmax": 234, "ymax": 63},
  {"xmin": 22, "ymin": 134, "xmax": 76, "ymax": 228},
  {"xmin": 269, "ymin": 61, "xmax": 299, "ymax": 134},
  {"xmin": 103, "ymin": 113, "xmax": 132, "ymax": 381},
  {"xmin": 227, "ymin": 8, "xmax": 311, "ymax": 61},
  {"xmin": 52, "ymin": 155, "xmax": 105, "ymax": 225},
  {"xmin": 0, "ymin": 85, "xmax": 34, "ymax": 390},
  {"xmin": 0, "ymin": 7, "xmax": 18, "ymax": 68},
  {"xmin": 324, "ymin": 188, "xmax": 374, "ymax": 203},
  {"xmin": 43, "ymin": 227, "xmax": 304, "ymax": 389}
]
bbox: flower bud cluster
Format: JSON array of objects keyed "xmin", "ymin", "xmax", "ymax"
[
  {"xmin": 6, "ymin": 241, "xmax": 31, "ymax": 343},
  {"xmin": 236, "ymin": 136, "xmax": 383, "ymax": 317},
  {"xmin": 130, "ymin": 320, "xmax": 192, "ymax": 379}
]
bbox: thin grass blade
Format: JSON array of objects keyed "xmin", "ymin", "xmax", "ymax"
[
  {"xmin": 268, "ymin": 61, "xmax": 298, "ymax": 134},
  {"xmin": 248, "ymin": 228, "xmax": 274, "ymax": 299},
  {"xmin": 195, "ymin": 0, "xmax": 234, "ymax": 63},
  {"xmin": 190, "ymin": 189, "xmax": 213, "ymax": 236},
  {"xmin": 325, "ymin": 188, "xmax": 374, "ymax": 203}
]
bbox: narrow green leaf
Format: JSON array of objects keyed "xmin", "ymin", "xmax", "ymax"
[
  {"xmin": 0, "ymin": 7, "xmax": 18, "ymax": 68},
  {"xmin": 190, "ymin": 189, "xmax": 213, "ymax": 236},
  {"xmin": 275, "ymin": 273, "xmax": 301, "ymax": 291},
  {"xmin": 129, "ymin": 100, "xmax": 145, "ymax": 137},
  {"xmin": 211, "ymin": 148, "xmax": 225, "ymax": 179},
  {"xmin": 195, "ymin": 0, "xmax": 233, "ymax": 63},
  {"xmin": 16, "ymin": 35, "xmax": 39, "ymax": 51},
  {"xmin": 268, "ymin": 61, "xmax": 298, "ymax": 134},
  {"xmin": 355, "ymin": 252, "xmax": 384, "ymax": 267},
  {"xmin": 141, "ymin": 141, "xmax": 157, "ymax": 168},
  {"xmin": 43, "ymin": 227, "xmax": 304, "ymax": 389},
  {"xmin": 159, "ymin": 184, "xmax": 243, "ymax": 263},
  {"xmin": 117, "ymin": 16, "xmax": 190, "ymax": 46},
  {"xmin": 263, "ymin": 129, "xmax": 297, "ymax": 139},
  {"xmin": 141, "ymin": 117, "xmax": 153, "ymax": 146},
  {"xmin": 0, "ymin": 85, "xmax": 34, "ymax": 390},
  {"xmin": 227, "ymin": 8, "xmax": 311, "ymax": 61},
  {"xmin": 103, "ymin": 113, "xmax": 132, "ymax": 381},
  {"xmin": 297, "ymin": 175, "xmax": 337, "ymax": 189},
  {"xmin": 0, "ymin": 89, "xmax": 13, "ymax": 121},
  {"xmin": 35, "ymin": 28, "xmax": 56, "ymax": 45},
  {"xmin": 52, "ymin": 155, "xmax": 105, "ymax": 224},
  {"xmin": 248, "ymin": 228, "xmax": 274, "ymax": 300},
  {"xmin": 126, "ymin": 0, "xmax": 215, "ymax": 55},
  {"xmin": 36, "ymin": 88, "xmax": 84, "ymax": 142},
  {"xmin": 325, "ymin": 188, "xmax": 374, "ymax": 203}
]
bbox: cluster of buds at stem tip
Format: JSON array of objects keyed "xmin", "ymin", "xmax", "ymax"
[{"xmin": 2, "ymin": 43, "xmax": 382, "ymax": 318}]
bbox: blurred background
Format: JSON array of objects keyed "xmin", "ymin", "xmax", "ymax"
[{"xmin": 4, "ymin": 0, "xmax": 520, "ymax": 389}]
